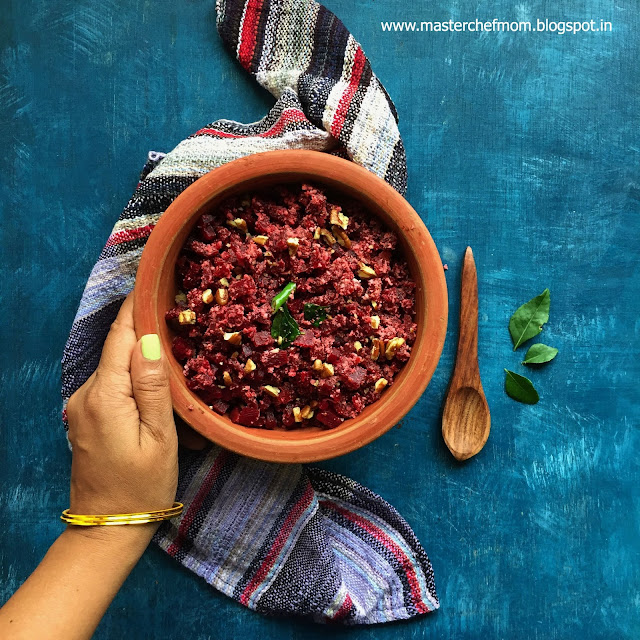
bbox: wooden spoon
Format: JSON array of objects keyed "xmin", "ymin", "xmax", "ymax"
[{"xmin": 442, "ymin": 247, "xmax": 491, "ymax": 461}]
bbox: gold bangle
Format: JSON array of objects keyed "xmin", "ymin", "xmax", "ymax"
[{"xmin": 61, "ymin": 502, "xmax": 184, "ymax": 526}]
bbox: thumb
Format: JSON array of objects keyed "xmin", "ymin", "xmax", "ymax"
[{"xmin": 130, "ymin": 334, "xmax": 176, "ymax": 442}]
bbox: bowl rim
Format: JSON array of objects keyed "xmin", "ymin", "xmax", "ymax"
[{"xmin": 133, "ymin": 150, "xmax": 447, "ymax": 463}]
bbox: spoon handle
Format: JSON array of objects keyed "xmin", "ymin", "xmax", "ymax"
[{"xmin": 454, "ymin": 247, "xmax": 479, "ymax": 384}]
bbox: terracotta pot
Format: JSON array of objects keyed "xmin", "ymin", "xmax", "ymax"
[{"xmin": 133, "ymin": 150, "xmax": 447, "ymax": 463}]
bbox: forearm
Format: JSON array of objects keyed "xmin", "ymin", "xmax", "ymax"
[
  {"xmin": 0, "ymin": 525, "xmax": 156, "ymax": 640},
  {"xmin": 0, "ymin": 313, "xmax": 179, "ymax": 638}
]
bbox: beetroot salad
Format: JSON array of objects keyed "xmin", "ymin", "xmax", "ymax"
[{"xmin": 166, "ymin": 183, "xmax": 417, "ymax": 430}]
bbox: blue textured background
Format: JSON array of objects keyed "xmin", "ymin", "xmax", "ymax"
[{"xmin": 1, "ymin": 0, "xmax": 639, "ymax": 638}]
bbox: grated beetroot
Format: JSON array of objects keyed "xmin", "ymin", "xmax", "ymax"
[{"xmin": 166, "ymin": 183, "xmax": 417, "ymax": 430}]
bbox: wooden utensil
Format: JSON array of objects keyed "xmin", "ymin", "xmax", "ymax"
[{"xmin": 442, "ymin": 247, "xmax": 490, "ymax": 461}]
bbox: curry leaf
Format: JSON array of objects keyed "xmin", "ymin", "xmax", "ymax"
[
  {"xmin": 271, "ymin": 282, "xmax": 296, "ymax": 312},
  {"xmin": 504, "ymin": 369, "xmax": 539, "ymax": 404},
  {"xmin": 303, "ymin": 303, "xmax": 329, "ymax": 327},
  {"xmin": 271, "ymin": 305, "xmax": 300, "ymax": 348},
  {"xmin": 522, "ymin": 343, "xmax": 558, "ymax": 365},
  {"xmin": 509, "ymin": 288, "xmax": 550, "ymax": 350}
]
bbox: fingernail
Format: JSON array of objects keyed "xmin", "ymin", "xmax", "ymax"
[{"xmin": 141, "ymin": 334, "xmax": 161, "ymax": 361}]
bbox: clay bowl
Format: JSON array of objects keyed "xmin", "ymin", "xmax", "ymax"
[{"xmin": 133, "ymin": 150, "xmax": 447, "ymax": 463}]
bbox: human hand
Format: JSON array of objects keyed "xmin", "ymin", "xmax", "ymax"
[
  {"xmin": 0, "ymin": 294, "xmax": 180, "ymax": 639},
  {"xmin": 65, "ymin": 293, "xmax": 179, "ymax": 526}
]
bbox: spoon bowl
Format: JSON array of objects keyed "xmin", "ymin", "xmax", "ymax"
[{"xmin": 442, "ymin": 385, "xmax": 490, "ymax": 461}]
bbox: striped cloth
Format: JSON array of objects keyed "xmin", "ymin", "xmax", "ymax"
[{"xmin": 61, "ymin": 0, "xmax": 438, "ymax": 625}]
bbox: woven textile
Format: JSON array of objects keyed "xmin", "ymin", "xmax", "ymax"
[{"xmin": 60, "ymin": 0, "xmax": 438, "ymax": 625}]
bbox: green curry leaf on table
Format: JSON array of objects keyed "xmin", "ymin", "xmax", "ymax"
[
  {"xmin": 522, "ymin": 343, "xmax": 558, "ymax": 365},
  {"xmin": 504, "ymin": 369, "xmax": 540, "ymax": 404},
  {"xmin": 508, "ymin": 288, "xmax": 550, "ymax": 350},
  {"xmin": 505, "ymin": 288, "xmax": 558, "ymax": 404}
]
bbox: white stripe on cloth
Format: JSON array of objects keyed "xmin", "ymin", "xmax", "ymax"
[{"xmin": 148, "ymin": 127, "xmax": 335, "ymax": 180}]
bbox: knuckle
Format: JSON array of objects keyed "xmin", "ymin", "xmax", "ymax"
[
  {"xmin": 109, "ymin": 317, "xmax": 124, "ymax": 334},
  {"xmin": 84, "ymin": 384, "xmax": 111, "ymax": 420},
  {"xmin": 66, "ymin": 390, "xmax": 81, "ymax": 422},
  {"xmin": 68, "ymin": 429, "xmax": 90, "ymax": 453},
  {"xmin": 66, "ymin": 422, "xmax": 78, "ymax": 446}
]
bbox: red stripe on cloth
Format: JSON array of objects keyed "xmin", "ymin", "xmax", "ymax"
[
  {"xmin": 166, "ymin": 450, "xmax": 230, "ymax": 557},
  {"xmin": 193, "ymin": 110, "xmax": 309, "ymax": 140},
  {"xmin": 256, "ymin": 111, "xmax": 309, "ymax": 138},
  {"xmin": 321, "ymin": 500, "xmax": 429, "ymax": 614},
  {"xmin": 240, "ymin": 482, "xmax": 315, "ymax": 605},
  {"xmin": 330, "ymin": 46, "xmax": 366, "ymax": 138},
  {"xmin": 193, "ymin": 128, "xmax": 243, "ymax": 139},
  {"xmin": 237, "ymin": 0, "xmax": 265, "ymax": 70},
  {"xmin": 105, "ymin": 224, "xmax": 155, "ymax": 248},
  {"xmin": 332, "ymin": 593, "xmax": 353, "ymax": 621}
]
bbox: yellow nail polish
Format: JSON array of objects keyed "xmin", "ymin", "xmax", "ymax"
[{"xmin": 141, "ymin": 334, "xmax": 161, "ymax": 361}]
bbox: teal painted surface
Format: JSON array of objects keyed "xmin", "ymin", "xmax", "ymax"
[{"xmin": 1, "ymin": 0, "xmax": 639, "ymax": 637}]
